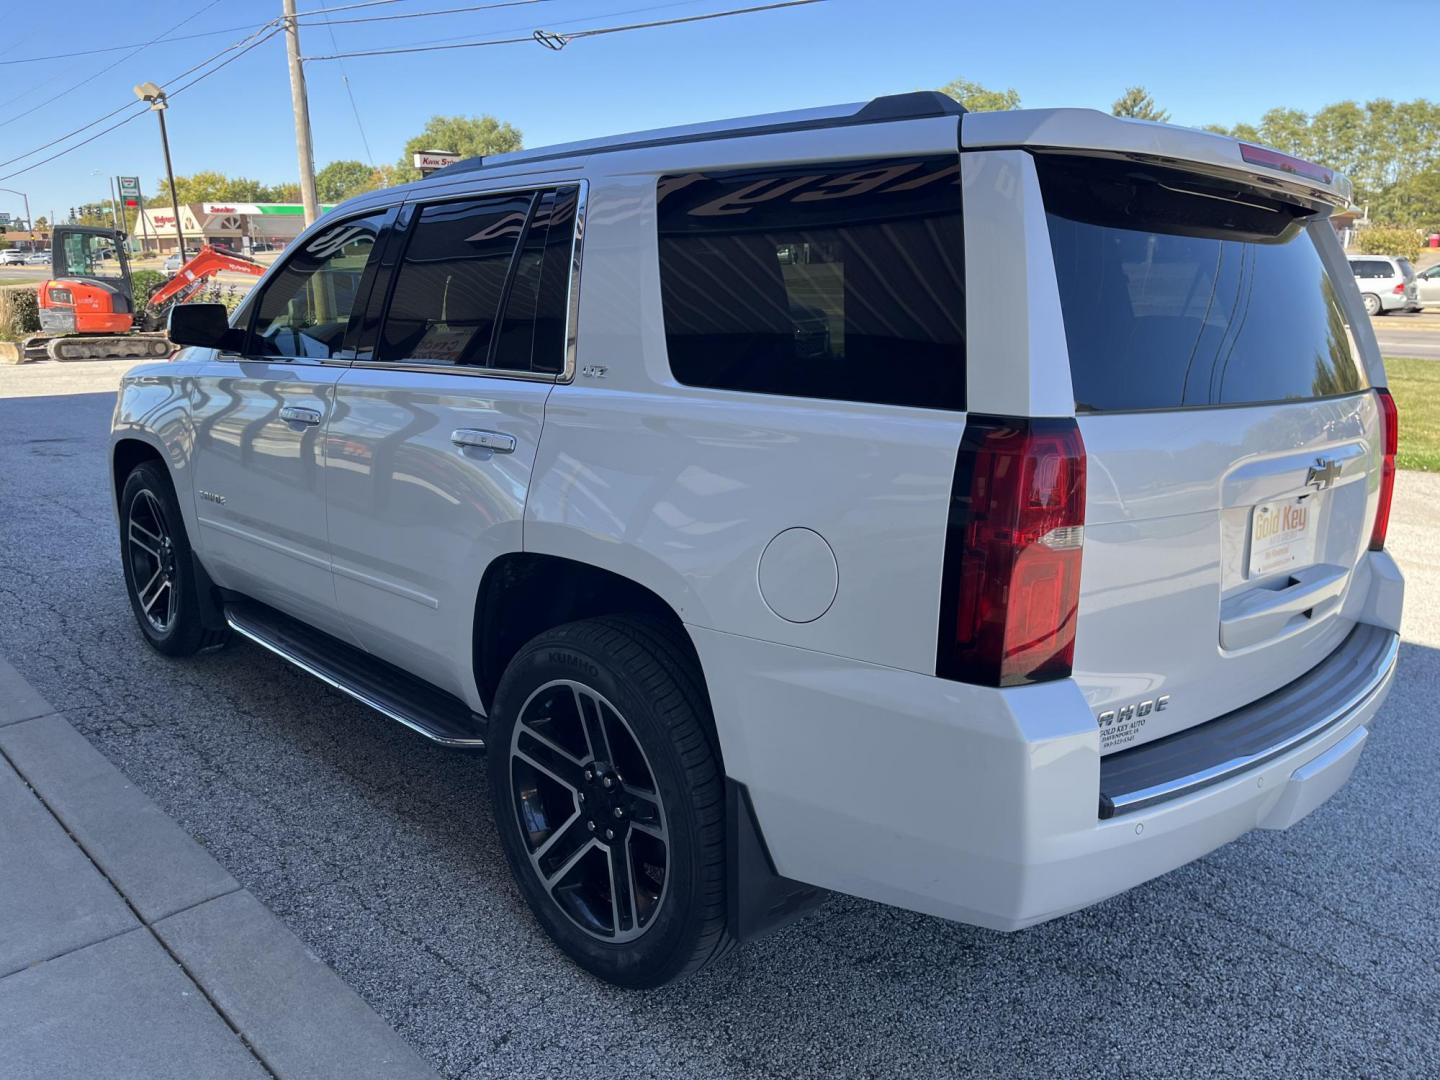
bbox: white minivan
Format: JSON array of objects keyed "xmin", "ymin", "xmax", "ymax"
[{"xmin": 114, "ymin": 92, "xmax": 1402, "ymax": 987}]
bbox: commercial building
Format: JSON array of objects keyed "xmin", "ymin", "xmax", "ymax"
[{"xmin": 135, "ymin": 202, "xmax": 335, "ymax": 255}]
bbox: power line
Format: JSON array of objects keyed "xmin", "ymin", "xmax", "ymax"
[
  {"xmin": 0, "ymin": 1, "xmax": 225, "ymax": 126},
  {"xmin": 313, "ymin": 0, "xmax": 376, "ymax": 168},
  {"xmin": 0, "ymin": 20, "xmax": 281, "ymax": 174},
  {"xmin": 317, "ymin": 0, "xmax": 546, "ymax": 27},
  {"xmin": 304, "ymin": 0, "xmax": 825, "ymax": 60},
  {"xmin": 0, "ymin": 26, "xmax": 285, "ymax": 184},
  {"xmin": 0, "ymin": 1, "xmax": 487, "ymax": 66},
  {"xmin": 0, "ymin": 21, "xmax": 270, "ymax": 66},
  {"xmin": 402, "ymin": 1, "xmax": 721, "ymax": 46}
]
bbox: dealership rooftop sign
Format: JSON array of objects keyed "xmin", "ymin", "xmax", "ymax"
[{"xmin": 413, "ymin": 150, "xmax": 461, "ymax": 174}]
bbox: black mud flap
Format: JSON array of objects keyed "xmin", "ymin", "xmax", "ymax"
[{"xmin": 726, "ymin": 780, "xmax": 825, "ymax": 944}]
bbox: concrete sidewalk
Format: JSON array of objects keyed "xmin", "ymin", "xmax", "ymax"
[{"xmin": 0, "ymin": 654, "xmax": 439, "ymax": 1080}]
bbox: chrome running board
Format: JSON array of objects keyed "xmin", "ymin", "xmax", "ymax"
[{"xmin": 224, "ymin": 600, "xmax": 486, "ymax": 749}]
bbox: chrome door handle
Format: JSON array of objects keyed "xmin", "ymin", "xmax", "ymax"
[
  {"xmin": 279, "ymin": 405, "xmax": 323, "ymax": 426},
  {"xmin": 451, "ymin": 429, "xmax": 516, "ymax": 454}
]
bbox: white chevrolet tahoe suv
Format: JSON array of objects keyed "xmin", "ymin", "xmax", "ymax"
[{"xmin": 112, "ymin": 93, "xmax": 1404, "ymax": 988}]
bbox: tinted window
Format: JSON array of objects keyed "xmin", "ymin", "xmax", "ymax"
[
  {"xmin": 656, "ymin": 157, "xmax": 965, "ymax": 410},
  {"xmin": 378, "ymin": 193, "xmax": 531, "ymax": 366},
  {"xmin": 491, "ymin": 187, "xmax": 578, "ymax": 374},
  {"xmin": 1039, "ymin": 156, "xmax": 1366, "ymax": 412},
  {"xmin": 1350, "ymin": 259, "xmax": 1393, "ymax": 278},
  {"xmin": 250, "ymin": 215, "xmax": 382, "ymax": 359}
]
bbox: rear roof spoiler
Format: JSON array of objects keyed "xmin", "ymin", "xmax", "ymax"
[{"xmin": 962, "ymin": 108, "xmax": 1353, "ymax": 210}]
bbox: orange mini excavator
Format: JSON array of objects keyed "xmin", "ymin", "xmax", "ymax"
[{"xmin": 27, "ymin": 224, "xmax": 264, "ymax": 361}]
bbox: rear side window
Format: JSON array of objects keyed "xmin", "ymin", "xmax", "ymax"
[
  {"xmin": 375, "ymin": 185, "xmax": 578, "ymax": 373},
  {"xmin": 1350, "ymin": 259, "xmax": 1393, "ymax": 279},
  {"xmin": 656, "ymin": 157, "xmax": 965, "ymax": 411},
  {"xmin": 1039, "ymin": 156, "xmax": 1366, "ymax": 412}
]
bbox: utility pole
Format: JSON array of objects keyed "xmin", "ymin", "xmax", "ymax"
[{"xmin": 283, "ymin": 0, "xmax": 320, "ymax": 227}]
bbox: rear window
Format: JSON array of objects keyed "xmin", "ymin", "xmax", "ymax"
[
  {"xmin": 656, "ymin": 157, "xmax": 966, "ymax": 411},
  {"xmin": 1039, "ymin": 156, "xmax": 1366, "ymax": 412},
  {"xmin": 1351, "ymin": 259, "xmax": 1394, "ymax": 278}
]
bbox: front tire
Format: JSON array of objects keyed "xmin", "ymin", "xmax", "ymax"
[
  {"xmin": 119, "ymin": 462, "xmax": 228, "ymax": 656},
  {"xmin": 488, "ymin": 616, "xmax": 731, "ymax": 988}
]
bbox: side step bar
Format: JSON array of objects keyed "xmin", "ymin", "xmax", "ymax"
[{"xmin": 224, "ymin": 600, "xmax": 486, "ymax": 749}]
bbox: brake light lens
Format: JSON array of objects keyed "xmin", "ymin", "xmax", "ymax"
[
  {"xmin": 937, "ymin": 416, "xmax": 1087, "ymax": 687},
  {"xmin": 1238, "ymin": 143, "xmax": 1334, "ymax": 186},
  {"xmin": 1370, "ymin": 388, "xmax": 1398, "ymax": 551},
  {"xmin": 1394, "ymin": 283, "xmax": 1407, "ymax": 295},
  {"xmin": 47, "ymin": 287, "xmax": 73, "ymax": 305}
]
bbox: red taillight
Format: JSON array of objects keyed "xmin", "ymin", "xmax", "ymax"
[
  {"xmin": 938, "ymin": 416, "xmax": 1086, "ymax": 687},
  {"xmin": 1394, "ymin": 283, "xmax": 1407, "ymax": 295},
  {"xmin": 1370, "ymin": 388, "xmax": 1398, "ymax": 551}
]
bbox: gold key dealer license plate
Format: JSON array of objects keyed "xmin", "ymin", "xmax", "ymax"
[{"xmin": 1249, "ymin": 495, "xmax": 1320, "ymax": 578}]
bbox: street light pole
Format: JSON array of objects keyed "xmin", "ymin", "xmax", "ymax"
[
  {"xmin": 0, "ymin": 187, "xmax": 33, "ymax": 251},
  {"xmin": 282, "ymin": 0, "xmax": 320, "ymax": 227},
  {"xmin": 134, "ymin": 83, "xmax": 187, "ymax": 259}
]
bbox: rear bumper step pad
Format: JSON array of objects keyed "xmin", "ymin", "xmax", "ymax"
[{"xmin": 1099, "ymin": 622, "xmax": 1398, "ymax": 818}]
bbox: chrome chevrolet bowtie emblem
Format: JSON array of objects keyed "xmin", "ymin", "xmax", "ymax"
[{"xmin": 1306, "ymin": 457, "xmax": 1341, "ymax": 491}]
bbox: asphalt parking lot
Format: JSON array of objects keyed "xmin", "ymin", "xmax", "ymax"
[{"xmin": 1, "ymin": 361, "xmax": 1437, "ymax": 1078}]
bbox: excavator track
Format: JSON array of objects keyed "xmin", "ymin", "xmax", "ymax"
[{"xmin": 21, "ymin": 334, "xmax": 173, "ymax": 362}]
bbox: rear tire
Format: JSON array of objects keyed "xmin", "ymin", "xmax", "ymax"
[
  {"xmin": 119, "ymin": 462, "xmax": 229, "ymax": 657},
  {"xmin": 1362, "ymin": 293, "xmax": 1383, "ymax": 316},
  {"xmin": 487, "ymin": 615, "xmax": 731, "ymax": 988}
]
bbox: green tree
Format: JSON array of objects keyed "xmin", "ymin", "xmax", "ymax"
[
  {"xmin": 263, "ymin": 181, "xmax": 302, "ymax": 203},
  {"xmin": 1111, "ymin": 86, "xmax": 1170, "ymax": 123},
  {"xmin": 156, "ymin": 171, "xmax": 270, "ymax": 204},
  {"xmin": 397, "ymin": 114, "xmax": 523, "ymax": 182},
  {"xmin": 937, "ymin": 76, "xmax": 1019, "ymax": 112},
  {"xmin": 316, "ymin": 159, "xmax": 377, "ymax": 202}
]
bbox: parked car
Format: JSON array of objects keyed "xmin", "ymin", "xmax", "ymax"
[
  {"xmin": 114, "ymin": 93, "xmax": 1403, "ymax": 988},
  {"xmin": 1415, "ymin": 262, "xmax": 1440, "ymax": 307},
  {"xmin": 0, "ymin": 249, "xmax": 28, "ymax": 265},
  {"xmin": 23, "ymin": 249, "xmax": 51, "ymax": 265},
  {"xmin": 162, "ymin": 251, "xmax": 189, "ymax": 274},
  {"xmin": 1349, "ymin": 254, "xmax": 1419, "ymax": 315}
]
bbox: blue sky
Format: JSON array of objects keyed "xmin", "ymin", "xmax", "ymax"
[{"xmin": 1, "ymin": 0, "xmax": 1435, "ymax": 220}]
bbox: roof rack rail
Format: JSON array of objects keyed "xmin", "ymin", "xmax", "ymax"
[{"xmin": 428, "ymin": 91, "xmax": 967, "ymax": 179}]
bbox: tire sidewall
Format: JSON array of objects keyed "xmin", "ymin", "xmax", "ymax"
[
  {"xmin": 120, "ymin": 464, "xmax": 200, "ymax": 655},
  {"xmin": 488, "ymin": 626, "xmax": 711, "ymax": 987}
]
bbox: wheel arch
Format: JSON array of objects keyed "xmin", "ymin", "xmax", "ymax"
[
  {"xmin": 473, "ymin": 552, "xmax": 707, "ymax": 720},
  {"xmin": 111, "ymin": 436, "xmax": 166, "ymax": 511}
]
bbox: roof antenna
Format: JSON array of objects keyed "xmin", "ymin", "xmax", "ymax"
[{"xmin": 533, "ymin": 29, "xmax": 568, "ymax": 50}]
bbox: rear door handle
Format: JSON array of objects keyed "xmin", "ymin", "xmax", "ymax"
[
  {"xmin": 279, "ymin": 405, "xmax": 323, "ymax": 426},
  {"xmin": 451, "ymin": 429, "xmax": 516, "ymax": 454}
]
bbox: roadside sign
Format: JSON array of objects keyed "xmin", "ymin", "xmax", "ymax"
[
  {"xmin": 118, "ymin": 176, "xmax": 141, "ymax": 200},
  {"xmin": 0, "ymin": 212, "xmax": 10, "ymax": 225},
  {"xmin": 412, "ymin": 150, "xmax": 461, "ymax": 175}
]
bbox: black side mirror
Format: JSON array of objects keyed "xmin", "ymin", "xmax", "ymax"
[{"xmin": 167, "ymin": 303, "xmax": 243, "ymax": 351}]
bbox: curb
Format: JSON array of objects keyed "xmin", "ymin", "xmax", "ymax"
[{"xmin": 0, "ymin": 657, "xmax": 438, "ymax": 1080}]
